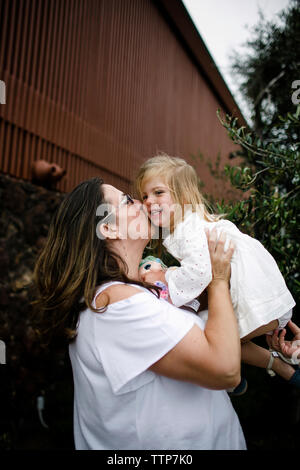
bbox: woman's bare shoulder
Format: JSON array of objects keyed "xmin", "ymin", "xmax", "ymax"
[{"xmin": 95, "ymin": 284, "xmax": 144, "ymax": 308}]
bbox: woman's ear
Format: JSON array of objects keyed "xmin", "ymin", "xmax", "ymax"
[{"xmin": 97, "ymin": 222, "xmax": 118, "ymax": 240}]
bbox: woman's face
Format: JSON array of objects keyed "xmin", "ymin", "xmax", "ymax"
[{"xmin": 101, "ymin": 184, "xmax": 151, "ymax": 241}]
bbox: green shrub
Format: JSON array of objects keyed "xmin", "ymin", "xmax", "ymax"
[{"xmin": 216, "ymin": 107, "xmax": 299, "ymax": 315}]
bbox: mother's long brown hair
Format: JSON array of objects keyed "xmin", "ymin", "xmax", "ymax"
[{"xmin": 31, "ymin": 177, "xmax": 158, "ymax": 346}]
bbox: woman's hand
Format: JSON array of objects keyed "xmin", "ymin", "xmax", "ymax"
[
  {"xmin": 205, "ymin": 228, "xmax": 235, "ymax": 283},
  {"xmin": 266, "ymin": 321, "xmax": 300, "ymax": 362}
]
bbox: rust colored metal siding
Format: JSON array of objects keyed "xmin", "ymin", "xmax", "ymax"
[{"xmin": 0, "ymin": 0, "xmax": 244, "ymax": 197}]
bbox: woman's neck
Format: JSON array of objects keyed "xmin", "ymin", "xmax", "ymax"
[{"xmin": 112, "ymin": 239, "xmax": 146, "ymax": 281}]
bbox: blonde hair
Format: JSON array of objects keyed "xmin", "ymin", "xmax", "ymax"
[{"xmin": 135, "ymin": 153, "xmax": 223, "ymax": 232}]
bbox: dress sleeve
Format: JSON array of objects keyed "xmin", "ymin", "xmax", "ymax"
[
  {"xmin": 92, "ymin": 291, "xmax": 195, "ymax": 395},
  {"xmin": 165, "ymin": 215, "xmax": 212, "ymax": 307}
]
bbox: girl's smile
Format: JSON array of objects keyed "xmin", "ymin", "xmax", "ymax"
[{"xmin": 141, "ymin": 179, "xmax": 175, "ymax": 228}]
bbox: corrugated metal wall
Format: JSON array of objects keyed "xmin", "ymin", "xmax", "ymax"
[{"xmin": 0, "ymin": 0, "xmax": 240, "ymax": 196}]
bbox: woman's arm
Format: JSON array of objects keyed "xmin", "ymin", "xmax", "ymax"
[
  {"xmin": 149, "ymin": 229, "xmax": 241, "ymax": 390},
  {"xmin": 96, "ymin": 229, "xmax": 241, "ymax": 390}
]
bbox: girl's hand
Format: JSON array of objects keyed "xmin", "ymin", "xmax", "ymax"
[
  {"xmin": 205, "ymin": 228, "xmax": 235, "ymax": 283},
  {"xmin": 266, "ymin": 321, "xmax": 300, "ymax": 361}
]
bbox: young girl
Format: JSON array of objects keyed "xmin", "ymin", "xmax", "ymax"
[{"xmin": 136, "ymin": 154, "xmax": 299, "ymax": 388}]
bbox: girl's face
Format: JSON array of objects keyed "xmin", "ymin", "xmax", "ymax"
[{"xmin": 141, "ymin": 178, "xmax": 175, "ymax": 228}]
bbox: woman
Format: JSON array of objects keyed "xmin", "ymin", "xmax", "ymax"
[{"xmin": 32, "ymin": 177, "xmax": 246, "ymax": 450}]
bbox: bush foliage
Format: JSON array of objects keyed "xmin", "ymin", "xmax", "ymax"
[
  {"xmin": 216, "ymin": 107, "xmax": 300, "ymax": 316},
  {"xmin": 230, "ymin": 0, "xmax": 300, "ymax": 141}
]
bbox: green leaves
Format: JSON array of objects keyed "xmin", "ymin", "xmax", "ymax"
[
  {"xmin": 229, "ymin": 0, "xmax": 300, "ymax": 142},
  {"xmin": 224, "ymin": 165, "xmax": 255, "ymax": 190},
  {"xmin": 216, "ymin": 110, "xmax": 300, "ymax": 314}
]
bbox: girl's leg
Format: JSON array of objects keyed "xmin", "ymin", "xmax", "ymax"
[
  {"xmin": 241, "ymin": 319, "xmax": 279, "ymax": 343},
  {"xmin": 241, "ymin": 341, "xmax": 295, "ymax": 381}
]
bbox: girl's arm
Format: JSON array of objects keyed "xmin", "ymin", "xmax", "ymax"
[{"xmin": 164, "ymin": 216, "xmax": 212, "ymax": 307}]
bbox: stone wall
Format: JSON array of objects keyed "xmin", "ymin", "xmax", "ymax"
[{"xmin": 0, "ymin": 173, "xmax": 73, "ymax": 450}]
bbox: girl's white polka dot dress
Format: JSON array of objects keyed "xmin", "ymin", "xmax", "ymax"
[{"xmin": 163, "ymin": 211, "xmax": 295, "ymax": 338}]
